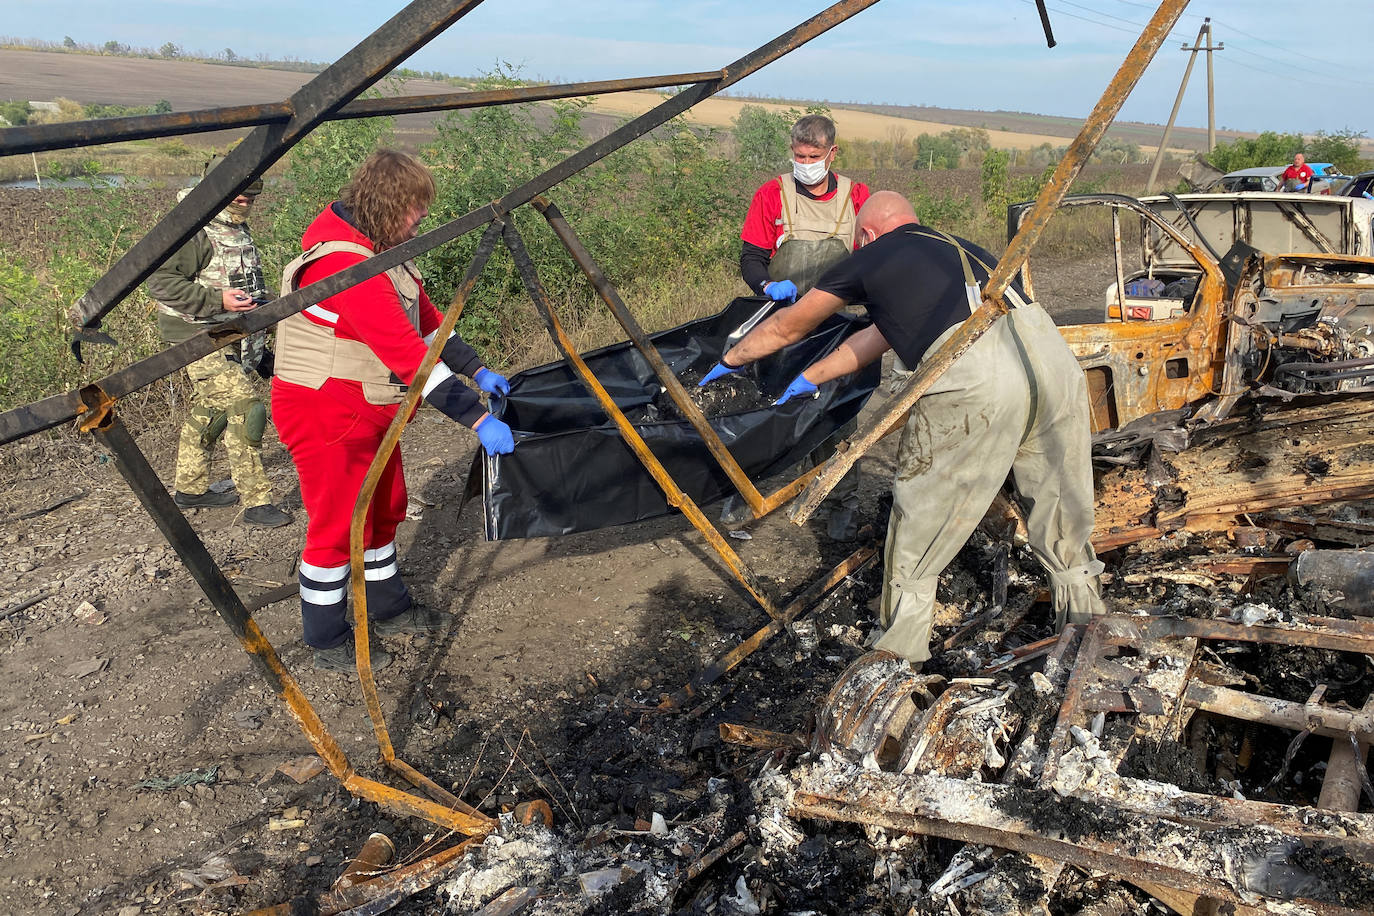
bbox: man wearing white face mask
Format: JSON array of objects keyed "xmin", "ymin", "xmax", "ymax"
[
  {"xmin": 739, "ymin": 114, "xmax": 871, "ymax": 300},
  {"xmin": 730, "ymin": 114, "xmax": 870, "ymax": 538}
]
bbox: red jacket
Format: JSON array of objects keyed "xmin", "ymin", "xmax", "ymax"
[{"xmin": 289, "ymin": 203, "xmax": 484, "ymax": 427}]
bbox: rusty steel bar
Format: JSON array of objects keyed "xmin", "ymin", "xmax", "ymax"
[
  {"xmin": 1150, "ymin": 615, "xmax": 1374, "ymax": 655},
  {"xmin": 788, "ymin": 0, "xmax": 1192, "ymax": 524},
  {"xmin": 342, "ymin": 774, "xmax": 491, "ymax": 835},
  {"xmin": 687, "ymin": 831, "xmax": 747, "ymax": 880},
  {"xmin": 661, "ymin": 543, "xmax": 877, "ymax": 710},
  {"xmin": 70, "ymin": 0, "xmax": 492, "ymax": 336},
  {"xmin": 6, "ymin": 0, "xmax": 882, "ymax": 447},
  {"xmin": 0, "ymin": 102, "xmax": 291, "ymax": 155},
  {"xmin": 348, "ymin": 221, "xmax": 502, "ymax": 769},
  {"xmin": 0, "ymin": 71, "xmax": 723, "ymax": 156},
  {"xmin": 533, "ymin": 197, "xmax": 766, "ymax": 513},
  {"xmin": 80, "ymin": 393, "xmax": 353, "ymax": 777},
  {"xmin": 718, "ymin": 723, "xmax": 809, "ymax": 750},
  {"xmin": 502, "ymin": 221, "xmax": 780, "ymax": 616},
  {"xmin": 316, "ymin": 835, "xmax": 480, "ymax": 915},
  {"xmin": 83, "ymin": 390, "xmax": 493, "ymax": 835}
]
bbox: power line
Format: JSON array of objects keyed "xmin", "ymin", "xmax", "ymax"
[{"xmin": 1025, "ymin": 1, "xmax": 1374, "ymax": 93}]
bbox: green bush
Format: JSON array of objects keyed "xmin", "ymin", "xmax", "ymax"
[
  {"xmin": 0, "ymin": 99, "xmax": 31, "ymax": 126},
  {"xmin": 1205, "ymin": 131, "xmax": 1306, "ymax": 172},
  {"xmin": 0, "ymin": 189, "xmax": 167, "ymax": 411},
  {"xmin": 256, "ymin": 110, "xmax": 395, "ymax": 283}
]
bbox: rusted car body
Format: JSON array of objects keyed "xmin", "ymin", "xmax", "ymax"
[{"xmin": 1010, "ymin": 193, "xmax": 1374, "ymax": 436}]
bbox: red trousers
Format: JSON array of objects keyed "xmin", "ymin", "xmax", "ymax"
[{"xmin": 272, "ymin": 378, "xmax": 408, "ymax": 568}]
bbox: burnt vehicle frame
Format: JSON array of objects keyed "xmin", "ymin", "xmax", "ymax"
[{"xmin": 1006, "ymin": 192, "xmax": 1374, "ymax": 437}]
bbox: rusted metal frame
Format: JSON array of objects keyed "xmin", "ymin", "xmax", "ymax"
[
  {"xmin": 1112, "ymin": 207, "xmax": 1128, "ymax": 323},
  {"xmin": 502, "ymin": 220, "xmax": 780, "ymax": 617},
  {"xmin": 346, "ymin": 221, "xmax": 502, "ymax": 825},
  {"xmin": 718, "ymin": 723, "xmax": 809, "ymax": 750},
  {"xmin": 77, "ymin": 393, "xmax": 358, "ymax": 781},
  {"xmin": 532, "ymin": 196, "xmax": 766, "ymax": 513},
  {"xmin": 660, "ymin": 544, "xmax": 878, "ymax": 710},
  {"xmin": 788, "ymin": 0, "xmax": 1193, "ymax": 523},
  {"xmin": 6, "ymin": 0, "xmax": 883, "ymax": 445},
  {"xmin": 791, "ymin": 771, "xmax": 1372, "ymax": 915},
  {"xmin": 0, "ymin": 71, "xmax": 723, "ymax": 156},
  {"xmin": 79, "ymin": 389, "xmax": 492, "ymax": 835},
  {"xmin": 71, "ymin": 0, "xmax": 492, "ymax": 336},
  {"xmin": 315, "ymin": 835, "xmax": 479, "ymax": 915},
  {"xmin": 1148, "ymin": 614, "xmax": 1374, "ymax": 655}
]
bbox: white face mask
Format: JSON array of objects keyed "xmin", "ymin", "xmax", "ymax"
[{"xmin": 792, "ymin": 158, "xmax": 829, "ymax": 186}]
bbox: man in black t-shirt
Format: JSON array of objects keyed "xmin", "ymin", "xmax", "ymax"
[{"xmin": 700, "ymin": 191, "xmax": 1105, "ymax": 666}]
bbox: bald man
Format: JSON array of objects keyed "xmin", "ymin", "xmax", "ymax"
[{"xmin": 700, "ymin": 191, "xmax": 1105, "ymax": 666}]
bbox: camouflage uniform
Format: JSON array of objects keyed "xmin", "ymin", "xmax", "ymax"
[{"xmin": 146, "ymin": 193, "xmax": 273, "ymax": 508}]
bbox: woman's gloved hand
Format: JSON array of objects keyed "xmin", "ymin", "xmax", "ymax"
[
  {"xmin": 473, "ymin": 367, "xmax": 510, "ymax": 397},
  {"xmin": 475, "ymin": 414, "xmax": 515, "ymax": 455}
]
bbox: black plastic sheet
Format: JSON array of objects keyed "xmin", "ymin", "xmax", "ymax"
[{"xmin": 478, "ymin": 297, "xmax": 880, "ymax": 540}]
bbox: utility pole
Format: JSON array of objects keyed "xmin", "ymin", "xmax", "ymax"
[
  {"xmin": 1146, "ymin": 20, "xmax": 1207, "ymax": 193},
  {"xmin": 1203, "ymin": 20, "xmax": 1223, "ymax": 152}
]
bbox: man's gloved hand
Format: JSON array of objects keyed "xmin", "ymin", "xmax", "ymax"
[
  {"xmin": 775, "ymin": 372, "xmax": 819, "ymax": 405},
  {"xmin": 475, "ymin": 414, "xmax": 515, "ymax": 456},
  {"xmin": 698, "ymin": 360, "xmax": 742, "ymax": 387},
  {"xmin": 765, "ymin": 280, "xmax": 798, "ymax": 302},
  {"xmin": 473, "ymin": 367, "xmax": 510, "ymax": 397}
]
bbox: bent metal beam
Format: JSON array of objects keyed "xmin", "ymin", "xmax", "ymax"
[
  {"xmin": 67, "ymin": 0, "xmax": 492, "ymax": 339},
  {"xmin": 0, "ymin": 71, "xmax": 724, "ymax": 157}
]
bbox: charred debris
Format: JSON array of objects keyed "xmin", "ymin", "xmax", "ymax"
[{"xmin": 242, "ymin": 484, "xmax": 1372, "ymax": 916}]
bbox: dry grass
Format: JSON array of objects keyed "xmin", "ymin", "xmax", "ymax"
[{"xmin": 0, "ymin": 141, "xmax": 211, "ymax": 184}]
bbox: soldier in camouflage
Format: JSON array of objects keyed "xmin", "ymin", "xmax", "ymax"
[{"xmin": 145, "ymin": 160, "xmax": 291, "ymax": 528}]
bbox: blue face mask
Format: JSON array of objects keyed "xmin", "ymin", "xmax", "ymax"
[{"xmin": 792, "ymin": 158, "xmax": 828, "ymax": 186}]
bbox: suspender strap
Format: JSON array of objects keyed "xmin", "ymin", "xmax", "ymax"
[{"xmin": 904, "ymin": 227, "xmax": 1028, "ymax": 311}]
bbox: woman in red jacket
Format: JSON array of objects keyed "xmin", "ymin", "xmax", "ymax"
[{"xmin": 272, "ymin": 149, "xmax": 513, "ymax": 672}]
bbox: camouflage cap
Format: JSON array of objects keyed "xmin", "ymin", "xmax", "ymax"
[{"xmin": 204, "ymin": 156, "xmax": 264, "ymax": 196}]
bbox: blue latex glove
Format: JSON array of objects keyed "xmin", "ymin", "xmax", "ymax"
[
  {"xmin": 475, "ymin": 415, "xmax": 515, "ymax": 456},
  {"xmin": 698, "ymin": 360, "xmax": 740, "ymax": 387},
  {"xmin": 765, "ymin": 279, "xmax": 798, "ymax": 302},
  {"xmin": 775, "ymin": 373, "xmax": 819, "ymax": 405},
  {"xmin": 473, "ymin": 367, "xmax": 510, "ymax": 397}
]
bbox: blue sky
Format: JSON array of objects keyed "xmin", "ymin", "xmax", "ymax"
[{"xmin": 6, "ymin": 0, "xmax": 1372, "ymax": 136}]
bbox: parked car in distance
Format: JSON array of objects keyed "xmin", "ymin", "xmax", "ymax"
[
  {"xmin": 1212, "ymin": 165, "xmax": 1335, "ymax": 194},
  {"xmin": 1337, "ymin": 170, "xmax": 1374, "ymax": 199}
]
